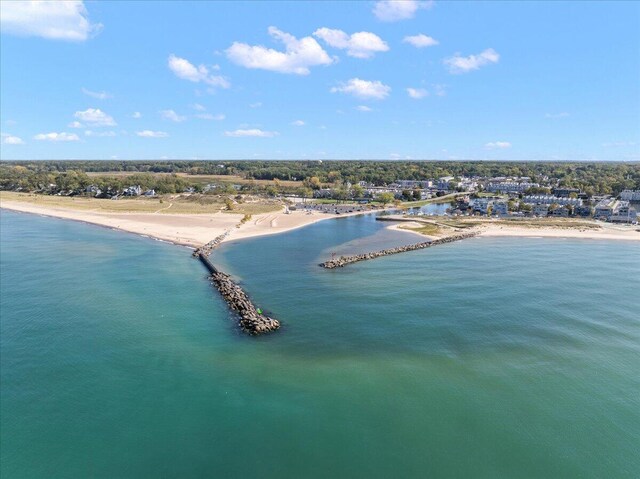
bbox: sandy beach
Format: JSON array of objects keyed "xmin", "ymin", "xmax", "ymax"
[
  {"xmin": 0, "ymin": 199, "xmax": 378, "ymax": 248},
  {"xmin": 2, "ymin": 198, "xmax": 639, "ymax": 246},
  {"xmin": 387, "ymin": 219, "xmax": 640, "ymax": 242}
]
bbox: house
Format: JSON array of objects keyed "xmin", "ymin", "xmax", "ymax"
[
  {"xmin": 594, "ymin": 199, "xmax": 617, "ymax": 219},
  {"xmin": 610, "ymin": 201, "xmax": 638, "ymax": 224},
  {"xmin": 522, "ymin": 195, "xmax": 582, "ymax": 206},
  {"xmin": 532, "ymin": 204, "xmax": 549, "ymax": 216},
  {"xmin": 549, "ymin": 206, "xmax": 569, "ymax": 217},
  {"xmin": 620, "ymin": 190, "xmax": 640, "ymax": 201},
  {"xmin": 574, "ymin": 205, "xmax": 592, "ymax": 217},
  {"xmin": 486, "ymin": 181, "xmax": 539, "ymax": 193},
  {"xmin": 553, "ymin": 187, "xmax": 581, "ymax": 197},
  {"xmin": 122, "ymin": 185, "xmax": 142, "ymax": 196},
  {"xmin": 472, "ymin": 198, "xmax": 491, "ymax": 214},
  {"xmin": 491, "ymin": 201, "xmax": 508, "ymax": 216}
]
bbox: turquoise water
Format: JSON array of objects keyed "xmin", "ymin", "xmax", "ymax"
[{"xmin": 1, "ymin": 210, "xmax": 639, "ymax": 478}]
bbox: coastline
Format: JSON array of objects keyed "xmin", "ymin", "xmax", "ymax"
[
  {"xmin": 2, "ymin": 200, "xmax": 639, "ymax": 247},
  {"xmin": 385, "ymin": 219, "xmax": 640, "ymax": 242},
  {"xmin": 0, "ymin": 200, "xmax": 389, "ymax": 248}
]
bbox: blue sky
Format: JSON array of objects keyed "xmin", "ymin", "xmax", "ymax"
[{"xmin": 1, "ymin": 0, "xmax": 639, "ymax": 161}]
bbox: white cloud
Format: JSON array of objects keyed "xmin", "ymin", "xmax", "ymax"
[
  {"xmin": 196, "ymin": 113, "xmax": 225, "ymax": 121},
  {"xmin": 74, "ymin": 108, "xmax": 116, "ymax": 126},
  {"xmin": 545, "ymin": 112, "xmax": 570, "ymax": 119},
  {"xmin": 373, "ymin": 0, "xmax": 433, "ymax": 22},
  {"xmin": 191, "ymin": 103, "xmax": 206, "ymax": 111},
  {"xmin": 68, "ymin": 121, "xmax": 84, "ymax": 128},
  {"xmin": 136, "ymin": 130, "xmax": 168, "ymax": 138},
  {"xmin": 2, "ymin": 134, "xmax": 25, "ymax": 145},
  {"xmin": 249, "ymin": 102, "xmax": 262, "ymax": 108},
  {"xmin": 331, "ymin": 78, "xmax": 391, "ymax": 100},
  {"xmin": 226, "ymin": 26, "xmax": 333, "ymax": 75},
  {"xmin": 34, "ymin": 132, "xmax": 80, "ymax": 142},
  {"xmin": 224, "ymin": 129, "xmax": 279, "ymax": 138},
  {"xmin": 168, "ymin": 54, "xmax": 230, "ymax": 88},
  {"xmin": 131, "ymin": 112, "xmax": 142, "ymax": 119},
  {"xmin": 291, "ymin": 120, "xmax": 305, "ymax": 126},
  {"xmin": 406, "ymin": 87, "xmax": 428, "ymax": 99},
  {"xmin": 485, "ymin": 141, "xmax": 511, "ymax": 149},
  {"xmin": 433, "ymin": 84, "xmax": 446, "ymax": 96},
  {"xmin": 444, "ymin": 48, "xmax": 500, "ymax": 74},
  {"xmin": 84, "ymin": 130, "xmax": 116, "ymax": 137},
  {"xmin": 313, "ymin": 28, "xmax": 389, "ymax": 59},
  {"xmin": 82, "ymin": 87, "xmax": 111, "ymax": 100},
  {"xmin": 356, "ymin": 105, "xmax": 373, "ymax": 112},
  {"xmin": 160, "ymin": 109, "xmax": 186, "ymax": 122},
  {"xmin": 0, "ymin": 0, "xmax": 102, "ymax": 41},
  {"xmin": 403, "ymin": 34, "xmax": 438, "ymax": 48}
]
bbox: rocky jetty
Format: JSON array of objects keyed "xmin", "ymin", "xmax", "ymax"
[
  {"xmin": 194, "ymin": 236, "xmax": 280, "ymax": 335},
  {"xmin": 209, "ymin": 270, "xmax": 280, "ymax": 335},
  {"xmin": 319, "ymin": 231, "xmax": 480, "ymax": 269},
  {"xmin": 192, "ymin": 231, "xmax": 230, "ymax": 257}
]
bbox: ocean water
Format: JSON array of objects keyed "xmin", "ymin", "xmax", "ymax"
[{"xmin": 1, "ymin": 209, "xmax": 639, "ymax": 478}]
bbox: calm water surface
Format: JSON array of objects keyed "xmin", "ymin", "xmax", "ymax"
[{"xmin": 1, "ymin": 210, "xmax": 639, "ymax": 478}]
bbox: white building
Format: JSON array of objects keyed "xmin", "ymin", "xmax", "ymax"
[
  {"xmin": 610, "ymin": 201, "xmax": 638, "ymax": 224},
  {"xmin": 491, "ymin": 201, "xmax": 509, "ymax": 216},
  {"xmin": 523, "ymin": 195, "xmax": 582, "ymax": 206},
  {"xmin": 620, "ymin": 190, "xmax": 640, "ymax": 201},
  {"xmin": 532, "ymin": 204, "xmax": 549, "ymax": 216},
  {"xmin": 594, "ymin": 199, "xmax": 617, "ymax": 219},
  {"xmin": 486, "ymin": 181, "xmax": 539, "ymax": 193}
]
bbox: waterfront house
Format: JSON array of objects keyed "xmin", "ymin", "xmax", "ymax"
[
  {"xmin": 620, "ymin": 190, "xmax": 640, "ymax": 201},
  {"xmin": 532, "ymin": 204, "xmax": 549, "ymax": 217}
]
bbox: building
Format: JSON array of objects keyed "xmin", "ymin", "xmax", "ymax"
[
  {"xmin": 486, "ymin": 181, "xmax": 539, "ymax": 193},
  {"xmin": 549, "ymin": 206, "xmax": 570, "ymax": 217},
  {"xmin": 574, "ymin": 205, "xmax": 593, "ymax": 217},
  {"xmin": 620, "ymin": 190, "xmax": 640, "ymax": 201},
  {"xmin": 122, "ymin": 185, "xmax": 142, "ymax": 196},
  {"xmin": 594, "ymin": 199, "xmax": 617, "ymax": 219},
  {"xmin": 491, "ymin": 201, "xmax": 508, "ymax": 216},
  {"xmin": 522, "ymin": 195, "xmax": 582, "ymax": 206},
  {"xmin": 395, "ymin": 180, "xmax": 433, "ymax": 189},
  {"xmin": 610, "ymin": 201, "xmax": 638, "ymax": 224},
  {"xmin": 553, "ymin": 187, "xmax": 581, "ymax": 197},
  {"xmin": 437, "ymin": 176, "xmax": 454, "ymax": 190},
  {"xmin": 471, "ymin": 198, "xmax": 491, "ymax": 214},
  {"xmin": 532, "ymin": 204, "xmax": 549, "ymax": 216}
]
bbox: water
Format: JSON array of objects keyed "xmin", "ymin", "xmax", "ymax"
[{"xmin": 1, "ymin": 210, "xmax": 639, "ymax": 478}]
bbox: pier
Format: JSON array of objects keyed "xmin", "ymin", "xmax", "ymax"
[
  {"xmin": 319, "ymin": 231, "xmax": 480, "ymax": 269},
  {"xmin": 195, "ymin": 233, "xmax": 280, "ymax": 335}
]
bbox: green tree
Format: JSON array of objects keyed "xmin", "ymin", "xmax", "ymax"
[{"xmin": 378, "ymin": 192, "xmax": 394, "ymax": 205}]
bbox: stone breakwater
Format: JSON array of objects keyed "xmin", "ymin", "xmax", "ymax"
[
  {"xmin": 319, "ymin": 231, "xmax": 480, "ymax": 269},
  {"xmin": 209, "ymin": 270, "xmax": 280, "ymax": 335},
  {"xmin": 195, "ymin": 238, "xmax": 280, "ymax": 335},
  {"xmin": 192, "ymin": 231, "xmax": 230, "ymax": 257}
]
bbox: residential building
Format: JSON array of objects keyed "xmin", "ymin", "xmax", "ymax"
[
  {"xmin": 620, "ymin": 190, "xmax": 640, "ymax": 201},
  {"xmin": 594, "ymin": 199, "xmax": 617, "ymax": 219},
  {"xmin": 491, "ymin": 201, "xmax": 508, "ymax": 216},
  {"xmin": 522, "ymin": 195, "xmax": 582, "ymax": 206},
  {"xmin": 610, "ymin": 201, "xmax": 638, "ymax": 224},
  {"xmin": 553, "ymin": 187, "xmax": 581, "ymax": 197},
  {"xmin": 532, "ymin": 204, "xmax": 549, "ymax": 216}
]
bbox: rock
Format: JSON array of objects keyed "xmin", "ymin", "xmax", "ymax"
[{"xmin": 319, "ymin": 231, "xmax": 479, "ymax": 269}]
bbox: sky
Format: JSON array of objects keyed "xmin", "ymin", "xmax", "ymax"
[{"xmin": 1, "ymin": 0, "xmax": 639, "ymax": 161}]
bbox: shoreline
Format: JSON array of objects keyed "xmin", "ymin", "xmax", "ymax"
[
  {"xmin": 0, "ymin": 200, "xmax": 392, "ymax": 248},
  {"xmin": 2, "ymin": 200, "xmax": 639, "ymax": 247},
  {"xmin": 385, "ymin": 219, "xmax": 640, "ymax": 242}
]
